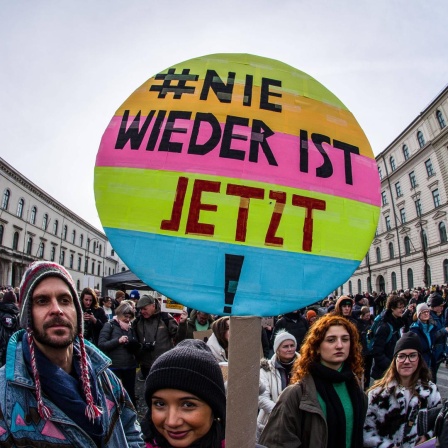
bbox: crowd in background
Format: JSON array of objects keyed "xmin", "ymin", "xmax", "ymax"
[{"xmin": 3, "ymin": 276, "xmax": 448, "ymax": 446}]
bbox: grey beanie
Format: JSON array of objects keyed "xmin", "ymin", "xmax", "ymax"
[{"xmin": 273, "ymin": 330, "xmax": 297, "ymax": 353}]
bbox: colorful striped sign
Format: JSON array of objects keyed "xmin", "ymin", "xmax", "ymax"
[{"xmin": 95, "ymin": 53, "xmax": 380, "ymax": 316}]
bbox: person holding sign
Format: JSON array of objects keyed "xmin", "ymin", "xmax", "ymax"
[
  {"xmin": 142, "ymin": 339, "xmax": 226, "ymax": 448},
  {"xmin": 259, "ymin": 314, "xmax": 366, "ymax": 448}
]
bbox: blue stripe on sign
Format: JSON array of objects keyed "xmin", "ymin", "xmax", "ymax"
[{"xmin": 105, "ymin": 227, "xmax": 360, "ymax": 316}]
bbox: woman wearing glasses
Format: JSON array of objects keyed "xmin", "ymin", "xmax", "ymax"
[
  {"xmin": 363, "ymin": 332, "xmax": 441, "ymax": 447},
  {"xmin": 409, "ymin": 303, "xmax": 438, "ymax": 372}
]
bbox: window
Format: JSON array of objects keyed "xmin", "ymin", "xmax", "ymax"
[
  {"xmin": 0, "ymin": 225, "xmax": 3, "ymax": 246},
  {"xmin": 84, "ymin": 259, "xmax": 88, "ymax": 273},
  {"xmin": 60, "ymin": 250, "xmax": 65, "ymax": 266},
  {"xmin": 80, "ymin": 234, "xmax": 84, "ymax": 248},
  {"xmin": 357, "ymin": 279, "xmax": 361, "ymax": 294},
  {"xmin": 69, "ymin": 254, "xmax": 74, "ymax": 269},
  {"xmin": 367, "ymin": 276, "xmax": 372, "ymax": 293},
  {"xmin": 62, "ymin": 225, "xmax": 67, "ymax": 240},
  {"xmin": 42, "ymin": 214, "xmax": 49, "ymax": 231},
  {"xmin": 52, "ymin": 219, "xmax": 58, "ymax": 235},
  {"xmin": 71, "ymin": 230, "xmax": 76, "ymax": 244},
  {"xmin": 77, "ymin": 280, "xmax": 81, "ymax": 291},
  {"xmin": 404, "ymin": 236, "xmax": 411, "ymax": 255},
  {"xmin": 432, "ymin": 189, "xmax": 441, "ymax": 207},
  {"xmin": 415, "ymin": 199, "xmax": 422, "ymax": 217},
  {"xmin": 99, "ymin": 245, "xmax": 102, "ymax": 256},
  {"xmin": 26, "ymin": 237, "xmax": 33, "ymax": 255},
  {"xmin": 390, "ymin": 156, "xmax": 396, "ymax": 172},
  {"xmin": 378, "ymin": 167, "xmax": 383, "ymax": 180},
  {"xmin": 93, "ymin": 241, "xmax": 97, "ymax": 253},
  {"xmin": 1, "ymin": 189, "xmax": 10, "ymax": 210},
  {"xmin": 400, "ymin": 208, "xmax": 406, "ymax": 224},
  {"xmin": 50, "ymin": 246, "xmax": 56, "ymax": 262},
  {"xmin": 12, "ymin": 232, "xmax": 19, "ymax": 250},
  {"xmin": 366, "ymin": 253, "xmax": 370, "ymax": 265},
  {"xmin": 109, "ymin": 267, "xmax": 111, "ymax": 275},
  {"xmin": 395, "ymin": 182, "xmax": 402, "ymax": 197},
  {"xmin": 385, "ymin": 215, "xmax": 391, "ymax": 231},
  {"xmin": 389, "ymin": 242, "xmax": 394, "ymax": 259},
  {"xmin": 402, "ymin": 145, "xmax": 410, "ymax": 161},
  {"xmin": 121, "ymin": 267, "xmax": 126, "ymax": 272},
  {"xmin": 30, "ymin": 206, "xmax": 37, "ymax": 225},
  {"xmin": 381, "ymin": 191, "xmax": 388, "ymax": 206},
  {"xmin": 439, "ymin": 222, "xmax": 447, "ymax": 243},
  {"xmin": 391, "ymin": 272, "xmax": 397, "ymax": 291},
  {"xmin": 349, "ymin": 281, "xmax": 352, "ymax": 295},
  {"xmin": 16, "ymin": 198, "xmax": 24, "ymax": 218},
  {"xmin": 407, "ymin": 268, "xmax": 414, "ymax": 289},
  {"xmin": 97, "ymin": 264, "xmax": 101, "ymax": 276},
  {"xmin": 409, "ymin": 171, "xmax": 417, "ymax": 188},
  {"xmin": 376, "ymin": 247, "xmax": 381, "ymax": 263},
  {"xmin": 417, "ymin": 131, "xmax": 425, "ymax": 148},
  {"xmin": 87, "ymin": 238, "xmax": 91, "ymax": 251},
  {"xmin": 78, "ymin": 256, "xmax": 82, "ymax": 271},
  {"xmin": 91, "ymin": 261, "xmax": 95, "ymax": 274},
  {"xmin": 111, "ymin": 248, "xmax": 115, "ymax": 256},
  {"xmin": 421, "ymin": 230, "xmax": 428, "ymax": 250},
  {"xmin": 436, "ymin": 110, "xmax": 446, "ymax": 129},
  {"xmin": 444, "ymin": 259, "xmax": 448, "ymax": 283},
  {"xmin": 426, "ymin": 265, "xmax": 432, "ymax": 287},
  {"xmin": 38, "ymin": 242, "xmax": 45, "ymax": 258},
  {"xmin": 425, "ymin": 159, "xmax": 435, "ymax": 177}
]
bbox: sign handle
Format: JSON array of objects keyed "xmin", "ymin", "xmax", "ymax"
[{"xmin": 226, "ymin": 316, "xmax": 261, "ymax": 447}]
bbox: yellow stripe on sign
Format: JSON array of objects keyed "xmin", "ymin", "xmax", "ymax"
[
  {"xmin": 114, "ymin": 82, "xmax": 372, "ymax": 157},
  {"xmin": 95, "ymin": 167, "xmax": 379, "ymax": 261}
]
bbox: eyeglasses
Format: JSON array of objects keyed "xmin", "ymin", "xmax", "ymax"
[
  {"xmin": 420, "ymin": 310, "xmax": 430, "ymax": 315},
  {"xmin": 396, "ymin": 352, "xmax": 419, "ymax": 363}
]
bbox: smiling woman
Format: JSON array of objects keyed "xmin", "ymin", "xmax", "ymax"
[{"xmin": 142, "ymin": 339, "xmax": 226, "ymax": 448}]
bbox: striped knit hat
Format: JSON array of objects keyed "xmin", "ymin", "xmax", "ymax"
[{"xmin": 19, "ymin": 261, "xmax": 102, "ymax": 421}]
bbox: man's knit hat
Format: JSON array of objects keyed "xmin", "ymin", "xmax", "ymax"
[
  {"xmin": 393, "ymin": 332, "xmax": 423, "ymax": 357},
  {"xmin": 145, "ymin": 339, "xmax": 226, "ymax": 421},
  {"xmin": 19, "ymin": 261, "xmax": 101, "ymax": 421},
  {"xmin": 428, "ymin": 293, "xmax": 444, "ymax": 308},
  {"xmin": 273, "ymin": 330, "xmax": 297, "ymax": 353}
]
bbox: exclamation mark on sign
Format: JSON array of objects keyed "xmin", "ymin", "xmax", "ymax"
[{"xmin": 224, "ymin": 254, "xmax": 245, "ymax": 314}]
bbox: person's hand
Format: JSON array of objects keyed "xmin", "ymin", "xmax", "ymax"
[
  {"xmin": 83, "ymin": 312, "xmax": 97, "ymax": 324},
  {"xmin": 179, "ymin": 310, "xmax": 188, "ymax": 323},
  {"xmin": 119, "ymin": 335, "xmax": 128, "ymax": 344},
  {"xmin": 415, "ymin": 435, "xmax": 428, "ymax": 445}
]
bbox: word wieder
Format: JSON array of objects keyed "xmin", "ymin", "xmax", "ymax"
[
  {"xmin": 115, "ymin": 110, "xmax": 361, "ymax": 185},
  {"xmin": 161, "ymin": 176, "xmax": 326, "ymax": 252}
]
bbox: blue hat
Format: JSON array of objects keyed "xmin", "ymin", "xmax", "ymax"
[{"xmin": 129, "ymin": 289, "xmax": 140, "ymax": 299}]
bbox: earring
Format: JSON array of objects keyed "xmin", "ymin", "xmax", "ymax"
[{"xmin": 214, "ymin": 417, "xmax": 221, "ymax": 422}]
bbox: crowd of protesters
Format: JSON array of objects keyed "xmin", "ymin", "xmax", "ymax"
[{"xmin": 3, "ymin": 268, "xmax": 448, "ymax": 446}]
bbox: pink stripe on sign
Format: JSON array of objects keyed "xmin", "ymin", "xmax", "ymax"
[{"xmin": 97, "ymin": 115, "xmax": 380, "ymax": 206}]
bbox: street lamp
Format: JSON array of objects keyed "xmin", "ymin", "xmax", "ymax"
[{"xmin": 414, "ymin": 191, "xmax": 429, "ymax": 287}]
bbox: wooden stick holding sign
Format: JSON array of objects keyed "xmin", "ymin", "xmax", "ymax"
[{"xmin": 226, "ymin": 316, "xmax": 261, "ymax": 448}]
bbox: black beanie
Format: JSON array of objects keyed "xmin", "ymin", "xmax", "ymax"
[
  {"xmin": 393, "ymin": 332, "xmax": 423, "ymax": 357},
  {"xmin": 145, "ymin": 339, "xmax": 226, "ymax": 420},
  {"xmin": 428, "ymin": 293, "xmax": 444, "ymax": 308}
]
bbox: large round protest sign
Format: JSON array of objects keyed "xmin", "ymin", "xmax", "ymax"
[{"xmin": 95, "ymin": 53, "xmax": 380, "ymax": 316}]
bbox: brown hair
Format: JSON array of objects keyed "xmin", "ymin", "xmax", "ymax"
[
  {"xmin": 386, "ymin": 293, "xmax": 406, "ymax": 311},
  {"xmin": 291, "ymin": 314, "xmax": 363, "ymax": 383},
  {"xmin": 80, "ymin": 287, "xmax": 98, "ymax": 309},
  {"xmin": 212, "ymin": 316, "xmax": 230, "ymax": 355},
  {"xmin": 368, "ymin": 350, "xmax": 431, "ymax": 394}
]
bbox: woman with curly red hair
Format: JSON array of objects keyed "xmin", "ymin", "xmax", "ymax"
[{"xmin": 259, "ymin": 314, "xmax": 367, "ymax": 448}]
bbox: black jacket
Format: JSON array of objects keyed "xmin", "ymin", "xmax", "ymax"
[
  {"xmin": 371, "ymin": 311, "xmax": 403, "ymax": 379},
  {"xmin": 270, "ymin": 313, "xmax": 309, "ymax": 349}
]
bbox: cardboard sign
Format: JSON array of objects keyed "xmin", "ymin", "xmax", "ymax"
[
  {"xmin": 193, "ymin": 329, "xmax": 213, "ymax": 343},
  {"xmin": 161, "ymin": 296, "xmax": 186, "ymax": 314},
  {"xmin": 95, "ymin": 53, "xmax": 380, "ymax": 317}
]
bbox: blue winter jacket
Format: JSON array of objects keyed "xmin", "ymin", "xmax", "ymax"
[
  {"xmin": 0, "ymin": 330, "xmax": 144, "ymax": 447},
  {"xmin": 410, "ymin": 320, "xmax": 437, "ymax": 367}
]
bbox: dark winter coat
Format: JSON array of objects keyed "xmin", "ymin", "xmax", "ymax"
[
  {"xmin": 0, "ymin": 302, "xmax": 20, "ymax": 366},
  {"xmin": 429, "ymin": 310, "xmax": 447, "ymax": 365},
  {"xmin": 83, "ymin": 306, "xmax": 108, "ymax": 346},
  {"xmin": 98, "ymin": 319, "xmax": 139, "ymax": 368},
  {"xmin": 270, "ymin": 313, "xmax": 309, "ymax": 349},
  {"xmin": 371, "ymin": 311, "xmax": 403, "ymax": 380},
  {"xmin": 133, "ymin": 312, "xmax": 178, "ymax": 369}
]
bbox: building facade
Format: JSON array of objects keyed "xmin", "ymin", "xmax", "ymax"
[
  {"xmin": 342, "ymin": 85, "xmax": 448, "ymax": 296},
  {"xmin": 0, "ymin": 157, "xmax": 124, "ymax": 291}
]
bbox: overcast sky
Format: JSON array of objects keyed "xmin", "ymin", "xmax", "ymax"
[{"xmin": 1, "ymin": 0, "xmax": 447, "ymax": 232}]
